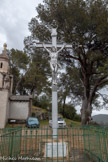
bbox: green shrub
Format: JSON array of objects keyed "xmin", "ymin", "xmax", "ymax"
[
  {"xmin": 73, "ymin": 114, "xmax": 81, "ymax": 122},
  {"xmin": 32, "ymin": 112, "xmax": 35, "ymax": 117}
]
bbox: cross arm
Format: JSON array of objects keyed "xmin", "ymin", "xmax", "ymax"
[
  {"xmin": 34, "ymin": 43, "xmax": 52, "ymax": 48},
  {"xmin": 57, "ymin": 43, "xmax": 72, "ymax": 53},
  {"xmin": 31, "ymin": 42, "xmax": 72, "ymax": 49},
  {"xmin": 64, "ymin": 44, "xmax": 72, "ymax": 48},
  {"xmin": 57, "ymin": 43, "xmax": 72, "ymax": 49}
]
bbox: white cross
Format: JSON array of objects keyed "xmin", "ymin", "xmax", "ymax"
[
  {"xmin": 34, "ymin": 28, "xmax": 72, "ymax": 49},
  {"xmin": 34, "ymin": 28, "xmax": 72, "ymax": 84},
  {"xmin": 34, "ymin": 28, "xmax": 72, "ymax": 137}
]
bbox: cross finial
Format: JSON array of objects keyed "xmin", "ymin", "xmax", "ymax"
[{"xmin": 3, "ymin": 43, "xmax": 7, "ymax": 52}]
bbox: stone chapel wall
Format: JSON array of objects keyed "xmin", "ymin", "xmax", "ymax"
[
  {"xmin": 0, "ymin": 73, "xmax": 3, "ymax": 88},
  {"xmin": 0, "ymin": 90, "xmax": 9, "ymax": 128}
]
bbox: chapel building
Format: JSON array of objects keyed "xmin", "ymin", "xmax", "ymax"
[{"xmin": 0, "ymin": 44, "xmax": 32, "ymax": 128}]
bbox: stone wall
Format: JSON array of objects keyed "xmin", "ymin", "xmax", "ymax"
[
  {"xmin": 9, "ymin": 101, "xmax": 29, "ymax": 120},
  {"xmin": 0, "ymin": 73, "xmax": 3, "ymax": 88},
  {"xmin": 0, "ymin": 90, "xmax": 9, "ymax": 128}
]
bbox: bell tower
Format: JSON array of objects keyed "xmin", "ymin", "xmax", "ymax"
[
  {"xmin": 0, "ymin": 43, "xmax": 13, "ymax": 128},
  {"xmin": 0, "ymin": 43, "xmax": 10, "ymax": 89},
  {"xmin": 0, "ymin": 43, "xmax": 9, "ymax": 73}
]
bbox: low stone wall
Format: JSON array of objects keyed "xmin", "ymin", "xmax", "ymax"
[
  {"xmin": 0, "ymin": 90, "xmax": 9, "ymax": 128},
  {"xmin": 9, "ymin": 101, "xmax": 29, "ymax": 120}
]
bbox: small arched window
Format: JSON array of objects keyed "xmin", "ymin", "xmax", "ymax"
[{"xmin": 0, "ymin": 63, "xmax": 3, "ymax": 68}]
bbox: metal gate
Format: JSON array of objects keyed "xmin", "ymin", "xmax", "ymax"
[{"xmin": 0, "ymin": 126, "xmax": 108, "ymax": 162}]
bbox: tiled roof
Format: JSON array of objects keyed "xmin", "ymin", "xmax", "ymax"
[{"xmin": 10, "ymin": 95, "xmax": 32, "ymax": 101}]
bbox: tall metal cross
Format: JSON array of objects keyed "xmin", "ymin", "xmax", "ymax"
[{"xmin": 35, "ymin": 28, "xmax": 72, "ymax": 137}]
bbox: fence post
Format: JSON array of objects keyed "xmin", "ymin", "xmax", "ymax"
[
  {"xmin": 10, "ymin": 132, "xmax": 14, "ymax": 159},
  {"xmin": 103, "ymin": 129, "xmax": 108, "ymax": 161},
  {"xmin": 19, "ymin": 128, "xmax": 22, "ymax": 155},
  {"xmin": 83, "ymin": 127, "xmax": 86, "ymax": 162}
]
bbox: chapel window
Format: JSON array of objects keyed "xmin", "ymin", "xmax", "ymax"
[{"xmin": 0, "ymin": 63, "xmax": 3, "ymax": 68}]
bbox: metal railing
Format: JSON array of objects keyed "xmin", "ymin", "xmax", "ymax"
[
  {"xmin": 83, "ymin": 126, "xmax": 108, "ymax": 162},
  {"xmin": 0, "ymin": 126, "xmax": 108, "ymax": 162},
  {"xmin": 0, "ymin": 127, "xmax": 22, "ymax": 160}
]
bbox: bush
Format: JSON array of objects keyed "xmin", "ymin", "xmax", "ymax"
[
  {"xmin": 89, "ymin": 121, "xmax": 100, "ymax": 126},
  {"xmin": 73, "ymin": 114, "xmax": 81, "ymax": 122},
  {"xmin": 33, "ymin": 95, "xmax": 51, "ymax": 110},
  {"xmin": 33, "ymin": 96, "xmax": 41, "ymax": 107},
  {"xmin": 32, "ymin": 112, "xmax": 36, "ymax": 117},
  {"xmin": 63, "ymin": 104, "xmax": 76, "ymax": 120}
]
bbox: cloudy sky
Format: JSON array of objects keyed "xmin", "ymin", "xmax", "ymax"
[
  {"xmin": 0, "ymin": 0, "xmax": 107, "ymax": 116},
  {"xmin": 0, "ymin": 0, "xmax": 43, "ymax": 52}
]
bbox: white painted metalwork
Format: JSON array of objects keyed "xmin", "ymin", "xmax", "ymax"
[{"xmin": 35, "ymin": 28, "xmax": 72, "ymax": 137}]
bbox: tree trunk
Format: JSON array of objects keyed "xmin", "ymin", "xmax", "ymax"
[
  {"xmin": 81, "ymin": 97, "xmax": 92, "ymax": 125},
  {"xmin": 62, "ymin": 96, "xmax": 66, "ymax": 117},
  {"xmin": 31, "ymin": 88, "xmax": 35, "ymax": 98},
  {"xmin": 14, "ymin": 75, "xmax": 23, "ymax": 94}
]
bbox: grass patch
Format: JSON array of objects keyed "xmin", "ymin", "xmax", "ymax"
[
  {"xmin": 64, "ymin": 118, "xmax": 81, "ymax": 127},
  {"xmin": 5, "ymin": 123, "xmax": 25, "ymax": 128},
  {"xmin": 40, "ymin": 118, "xmax": 81, "ymax": 127},
  {"xmin": 40, "ymin": 120, "xmax": 49, "ymax": 126}
]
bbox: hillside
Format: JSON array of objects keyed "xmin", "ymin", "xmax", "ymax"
[{"xmin": 92, "ymin": 114, "xmax": 108, "ymax": 125}]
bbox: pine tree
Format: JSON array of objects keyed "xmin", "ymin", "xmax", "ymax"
[{"xmin": 24, "ymin": 0, "xmax": 108, "ymax": 124}]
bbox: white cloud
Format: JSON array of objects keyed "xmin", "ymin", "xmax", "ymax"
[
  {"xmin": 0, "ymin": 0, "xmax": 43, "ymax": 52},
  {"xmin": 92, "ymin": 109, "xmax": 108, "ymax": 116},
  {"xmin": 76, "ymin": 105, "xmax": 108, "ymax": 116}
]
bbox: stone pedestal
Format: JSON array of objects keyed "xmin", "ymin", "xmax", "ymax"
[{"xmin": 42, "ymin": 139, "xmax": 69, "ymax": 160}]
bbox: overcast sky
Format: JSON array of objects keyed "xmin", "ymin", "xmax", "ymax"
[
  {"xmin": 0, "ymin": 0, "xmax": 107, "ymax": 116},
  {"xmin": 0, "ymin": 0, "xmax": 43, "ymax": 52}
]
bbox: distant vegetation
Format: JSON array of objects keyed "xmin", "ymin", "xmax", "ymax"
[{"xmin": 33, "ymin": 96, "xmax": 81, "ymax": 122}]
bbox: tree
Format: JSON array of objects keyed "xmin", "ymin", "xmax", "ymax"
[
  {"xmin": 8, "ymin": 47, "xmax": 51, "ymax": 96},
  {"xmin": 23, "ymin": 49, "xmax": 51, "ymax": 96},
  {"xmin": 24, "ymin": 0, "xmax": 108, "ymax": 124},
  {"xmin": 58, "ymin": 73, "xmax": 71, "ymax": 117},
  {"xmin": 62, "ymin": 104, "xmax": 76, "ymax": 120},
  {"xmin": 33, "ymin": 95, "xmax": 51, "ymax": 110},
  {"xmin": 8, "ymin": 49, "xmax": 29, "ymax": 94}
]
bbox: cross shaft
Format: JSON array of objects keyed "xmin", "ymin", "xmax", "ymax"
[{"xmin": 35, "ymin": 28, "xmax": 72, "ymax": 138}]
